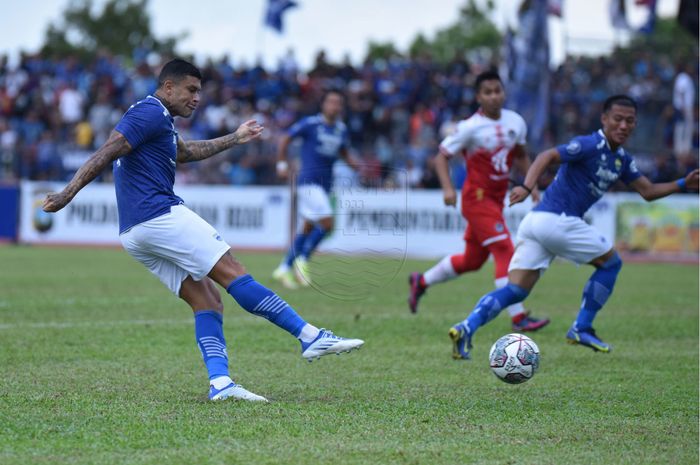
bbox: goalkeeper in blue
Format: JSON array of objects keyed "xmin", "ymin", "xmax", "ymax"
[
  {"xmin": 449, "ymin": 94, "xmax": 699, "ymax": 358},
  {"xmin": 43, "ymin": 59, "xmax": 364, "ymax": 402}
]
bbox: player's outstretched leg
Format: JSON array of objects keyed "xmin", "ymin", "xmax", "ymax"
[
  {"xmin": 566, "ymin": 252, "xmax": 622, "ymax": 353},
  {"xmin": 449, "ymin": 283, "xmax": 529, "ymax": 360},
  {"xmin": 194, "ymin": 310, "xmax": 268, "ymax": 401},
  {"xmin": 489, "ymin": 241, "xmax": 550, "ymax": 332},
  {"xmin": 409, "ymin": 250, "xmax": 489, "ymax": 314},
  {"xmin": 226, "ymin": 274, "xmax": 364, "ymax": 360}
]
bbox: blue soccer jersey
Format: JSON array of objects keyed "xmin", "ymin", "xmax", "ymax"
[
  {"xmin": 535, "ymin": 130, "xmax": 642, "ymax": 217},
  {"xmin": 114, "ymin": 95, "xmax": 183, "ymax": 233},
  {"xmin": 289, "ymin": 114, "xmax": 349, "ymax": 192}
]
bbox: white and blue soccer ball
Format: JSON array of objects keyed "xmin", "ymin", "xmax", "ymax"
[{"xmin": 489, "ymin": 333, "xmax": 540, "ymax": 384}]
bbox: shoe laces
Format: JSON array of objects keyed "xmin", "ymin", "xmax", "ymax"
[{"xmin": 318, "ymin": 328, "xmax": 340, "ymax": 340}]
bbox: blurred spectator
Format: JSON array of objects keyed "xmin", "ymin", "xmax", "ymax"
[
  {"xmin": 673, "ymin": 62, "xmax": 695, "ymax": 162},
  {"xmin": 0, "ymin": 43, "xmax": 696, "ymax": 189}
]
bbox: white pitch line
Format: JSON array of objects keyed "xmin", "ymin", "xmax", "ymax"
[{"xmin": 0, "ymin": 318, "xmax": 192, "ymax": 330}]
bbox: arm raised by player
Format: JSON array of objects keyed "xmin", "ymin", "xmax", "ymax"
[
  {"xmin": 43, "ymin": 130, "xmax": 132, "ymax": 212},
  {"xmin": 629, "ymin": 169, "xmax": 699, "ymax": 201},
  {"xmin": 177, "ymin": 119, "xmax": 263, "ymax": 163},
  {"xmin": 510, "ymin": 147, "xmax": 561, "ymax": 206},
  {"xmin": 435, "ymin": 150, "xmax": 457, "ymax": 207},
  {"xmin": 511, "ymin": 144, "xmax": 540, "ymax": 203}
]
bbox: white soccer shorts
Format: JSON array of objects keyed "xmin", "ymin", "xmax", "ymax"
[
  {"xmin": 297, "ymin": 183, "xmax": 333, "ymax": 221},
  {"xmin": 509, "ymin": 211, "xmax": 612, "ymax": 271},
  {"xmin": 120, "ymin": 205, "xmax": 230, "ymax": 295}
]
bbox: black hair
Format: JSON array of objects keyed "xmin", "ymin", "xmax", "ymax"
[
  {"xmin": 321, "ymin": 89, "xmax": 344, "ymax": 103},
  {"xmin": 603, "ymin": 94, "xmax": 637, "ymax": 113},
  {"xmin": 474, "ymin": 71, "xmax": 503, "ymax": 92},
  {"xmin": 158, "ymin": 59, "xmax": 202, "ymax": 87}
]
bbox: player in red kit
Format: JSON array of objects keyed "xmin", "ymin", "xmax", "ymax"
[{"xmin": 408, "ymin": 71, "xmax": 549, "ymax": 332}]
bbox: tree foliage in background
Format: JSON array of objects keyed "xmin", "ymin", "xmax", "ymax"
[
  {"xmin": 408, "ymin": 0, "xmax": 500, "ymax": 63},
  {"xmin": 40, "ymin": 0, "xmax": 182, "ymax": 61},
  {"xmin": 364, "ymin": 40, "xmax": 402, "ymax": 63},
  {"xmin": 619, "ymin": 17, "xmax": 699, "ymax": 65},
  {"xmin": 363, "ymin": 0, "xmax": 501, "ymax": 64}
]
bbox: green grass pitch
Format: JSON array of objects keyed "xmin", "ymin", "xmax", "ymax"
[{"xmin": 0, "ymin": 246, "xmax": 697, "ymax": 465}]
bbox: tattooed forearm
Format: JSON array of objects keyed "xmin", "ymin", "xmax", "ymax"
[
  {"xmin": 64, "ymin": 131, "xmax": 132, "ymax": 198},
  {"xmin": 177, "ymin": 132, "xmax": 242, "ymax": 163}
]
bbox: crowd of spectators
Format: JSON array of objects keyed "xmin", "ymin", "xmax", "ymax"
[{"xmin": 0, "ymin": 46, "xmax": 697, "ymax": 190}]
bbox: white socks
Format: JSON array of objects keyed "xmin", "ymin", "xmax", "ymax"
[
  {"xmin": 210, "ymin": 375, "xmax": 234, "ymax": 389},
  {"xmin": 298, "ymin": 324, "xmax": 320, "ymax": 343},
  {"xmin": 423, "ymin": 255, "xmax": 458, "ymax": 286}
]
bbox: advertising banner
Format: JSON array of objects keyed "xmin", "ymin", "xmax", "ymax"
[{"xmin": 19, "ymin": 181, "xmax": 290, "ymax": 249}]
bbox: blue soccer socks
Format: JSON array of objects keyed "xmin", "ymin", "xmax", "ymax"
[
  {"xmin": 194, "ymin": 310, "xmax": 229, "ymax": 380},
  {"xmin": 301, "ymin": 225, "xmax": 328, "ymax": 259},
  {"xmin": 284, "ymin": 232, "xmax": 309, "ymax": 267},
  {"xmin": 575, "ymin": 252, "xmax": 622, "ymax": 330},
  {"xmin": 226, "ymin": 274, "xmax": 307, "ymax": 337},
  {"xmin": 464, "ymin": 283, "xmax": 530, "ymax": 335}
]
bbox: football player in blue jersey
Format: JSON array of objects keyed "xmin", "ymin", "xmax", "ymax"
[
  {"xmin": 448, "ymin": 95, "xmax": 699, "ymax": 358},
  {"xmin": 42, "ymin": 59, "xmax": 364, "ymax": 401},
  {"xmin": 272, "ymin": 90, "xmax": 359, "ymax": 288}
]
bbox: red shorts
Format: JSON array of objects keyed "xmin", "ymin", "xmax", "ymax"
[{"xmin": 462, "ymin": 200, "xmax": 510, "ymax": 247}]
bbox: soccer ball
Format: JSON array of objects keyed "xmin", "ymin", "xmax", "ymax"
[{"xmin": 489, "ymin": 333, "xmax": 540, "ymax": 384}]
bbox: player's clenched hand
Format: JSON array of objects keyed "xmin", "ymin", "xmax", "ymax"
[
  {"xmin": 234, "ymin": 120, "xmax": 264, "ymax": 144},
  {"xmin": 42, "ymin": 191, "xmax": 72, "ymax": 213},
  {"xmin": 509, "ymin": 186, "xmax": 529, "ymax": 206},
  {"xmin": 684, "ymin": 169, "xmax": 699, "ymax": 190},
  {"xmin": 443, "ymin": 188, "xmax": 457, "ymax": 207}
]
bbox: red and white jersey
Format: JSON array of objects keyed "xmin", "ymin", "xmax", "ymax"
[{"xmin": 439, "ymin": 108, "xmax": 527, "ymax": 204}]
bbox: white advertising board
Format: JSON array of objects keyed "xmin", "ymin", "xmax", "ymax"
[{"xmin": 19, "ymin": 181, "xmax": 290, "ymax": 249}]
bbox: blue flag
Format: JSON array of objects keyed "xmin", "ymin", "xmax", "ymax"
[
  {"xmin": 505, "ymin": 0, "xmax": 550, "ymax": 151},
  {"xmin": 265, "ymin": 0, "xmax": 298, "ymax": 33},
  {"xmin": 638, "ymin": 0, "xmax": 658, "ymax": 35}
]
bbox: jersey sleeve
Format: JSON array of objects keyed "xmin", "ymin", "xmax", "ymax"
[
  {"xmin": 619, "ymin": 155, "xmax": 643, "ymax": 184},
  {"xmin": 115, "ymin": 102, "xmax": 162, "ymax": 150},
  {"xmin": 516, "ymin": 114, "xmax": 527, "ymax": 145},
  {"xmin": 556, "ymin": 135, "xmax": 595, "ymax": 163},
  {"xmin": 288, "ymin": 117, "xmax": 311, "ymax": 139},
  {"xmin": 439, "ymin": 120, "xmax": 470, "ymax": 157}
]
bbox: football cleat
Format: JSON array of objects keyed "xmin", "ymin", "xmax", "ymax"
[
  {"xmin": 293, "ymin": 257, "xmax": 312, "ymax": 287},
  {"xmin": 408, "ymin": 272, "xmax": 426, "ymax": 314},
  {"xmin": 512, "ymin": 313, "xmax": 550, "ymax": 332},
  {"xmin": 566, "ymin": 326, "xmax": 611, "ymax": 353},
  {"xmin": 272, "ymin": 266, "xmax": 299, "ymax": 290},
  {"xmin": 301, "ymin": 329, "xmax": 364, "ymax": 361},
  {"xmin": 209, "ymin": 382, "xmax": 268, "ymax": 402},
  {"xmin": 448, "ymin": 323, "xmax": 472, "ymax": 360}
]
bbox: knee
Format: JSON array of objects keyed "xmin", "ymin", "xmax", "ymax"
[
  {"xmin": 599, "ymin": 251, "xmax": 622, "ymax": 272},
  {"xmin": 319, "ymin": 217, "xmax": 333, "ymax": 231},
  {"xmin": 489, "ymin": 239, "xmax": 514, "ymax": 260},
  {"xmin": 452, "ymin": 252, "xmax": 485, "ymax": 273},
  {"xmin": 209, "ymin": 252, "xmax": 248, "ymax": 287}
]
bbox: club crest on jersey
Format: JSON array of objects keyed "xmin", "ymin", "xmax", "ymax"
[
  {"xmin": 566, "ymin": 140, "xmax": 581, "ymax": 154},
  {"xmin": 495, "ymin": 222, "xmax": 504, "ymax": 233},
  {"xmin": 615, "ymin": 158, "xmax": 622, "ymax": 170}
]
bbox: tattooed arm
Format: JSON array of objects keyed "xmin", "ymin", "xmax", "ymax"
[
  {"xmin": 43, "ymin": 130, "xmax": 132, "ymax": 212},
  {"xmin": 177, "ymin": 119, "xmax": 264, "ymax": 163}
]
